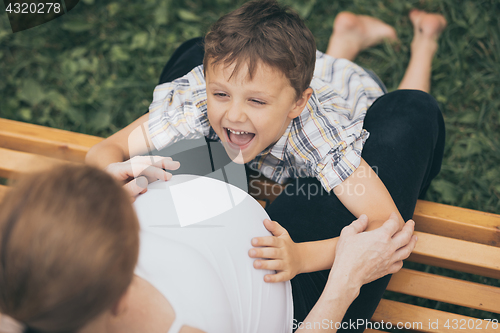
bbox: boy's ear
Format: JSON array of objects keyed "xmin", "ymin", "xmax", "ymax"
[{"xmin": 288, "ymin": 88, "xmax": 313, "ymax": 119}]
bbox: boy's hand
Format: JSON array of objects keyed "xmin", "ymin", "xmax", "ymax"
[
  {"xmin": 105, "ymin": 156, "xmax": 180, "ymax": 201},
  {"xmin": 248, "ymin": 219, "xmax": 303, "ymax": 283}
]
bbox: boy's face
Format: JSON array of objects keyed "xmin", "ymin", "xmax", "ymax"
[{"xmin": 206, "ymin": 60, "xmax": 308, "ymax": 164}]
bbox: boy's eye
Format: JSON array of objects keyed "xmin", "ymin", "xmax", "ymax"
[
  {"xmin": 251, "ymin": 99, "xmax": 266, "ymax": 105},
  {"xmin": 214, "ymin": 93, "xmax": 228, "ymax": 98}
]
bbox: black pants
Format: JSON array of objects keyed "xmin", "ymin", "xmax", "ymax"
[{"xmin": 158, "ymin": 38, "xmax": 445, "ymax": 332}]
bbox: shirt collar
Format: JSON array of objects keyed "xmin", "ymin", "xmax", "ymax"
[{"xmin": 257, "ymin": 120, "xmax": 293, "ymax": 161}]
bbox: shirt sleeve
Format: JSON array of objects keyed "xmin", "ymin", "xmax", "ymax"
[
  {"xmin": 314, "ymin": 50, "xmax": 385, "ymax": 106},
  {"xmin": 288, "ymin": 74, "xmax": 373, "ymax": 193},
  {"xmin": 303, "ymin": 52, "xmax": 384, "ymax": 192},
  {"xmin": 148, "ymin": 65, "xmax": 211, "ymax": 151},
  {"xmin": 315, "ymin": 127, "xmax": 369, "ymax": 192}
]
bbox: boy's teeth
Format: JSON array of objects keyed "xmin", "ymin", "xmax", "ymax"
[{"xmin": 228, "ymin": 128, "xmax": 249, "ymax": 135}]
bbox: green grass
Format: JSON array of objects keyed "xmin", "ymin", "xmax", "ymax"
[{"xmin": 1, "ymin": 0, "xmax": 499, "ymax": 323}]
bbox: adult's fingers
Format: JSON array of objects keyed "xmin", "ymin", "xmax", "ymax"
[
  {"xmin": 342, "ymin": 214, "xmax": 369, "ymax": 236},
  {"xmin": 129, "ymin": 156, "xmax": 180, "ymax": 177},
  {"xmin": 391, "ymin": 219, "xmax": 415, "ymax": 250},
  {"xmin": 378, "ymin": 212, "xmax": 401, "ymax": 237},
  {"xmin": 392, "ymin": 234, "xmax": 418, "ymax": 262},
  {"xmin": 132, "ymin": 155, "xmax": 180, "ymax": 170},
  {"xmin": 152, "ymin": 157, "xmax": 181, "ymax": 171},
  {"xmin": 123, "ymin": 176, "xmax": 148, "ymax": 198},
  {"xmin": 139, "ymin": 164, "xmax": 172, "ymax": 182},
  {"xmin": 387, "ymin": 260, "xmax": 404, "ymax": 275}
]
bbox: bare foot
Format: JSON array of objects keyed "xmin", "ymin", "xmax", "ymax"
[
  {"xmin": 409, "ymin": 9, "xmax": 447, "ymax": 49},
  {"xmin": 326, "ymin": 12, "xmax": 398, "ymax": 60},
  {"xmin": 397, "ymin": 10, "xmax": 447, "ymax": 92}
]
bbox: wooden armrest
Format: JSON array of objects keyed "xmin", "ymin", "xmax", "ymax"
[
  {"xmin": 0, "ymin": 118, "xmax": 102, "ymax": 163},
  {"xmin": 0, "ymin": 147, "xmax": 70, "ymax": 179}
]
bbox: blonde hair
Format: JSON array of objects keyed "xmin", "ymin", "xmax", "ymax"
[{"xmin": 0, "ymin": 165, "xmax": 139, "ymax": 332}]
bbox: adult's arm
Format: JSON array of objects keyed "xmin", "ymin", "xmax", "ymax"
[{"xmin": 297, "ymin": 213, "xmax": 416, "ymax": 332}]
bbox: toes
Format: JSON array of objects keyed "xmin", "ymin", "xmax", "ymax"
[
  {"xmin": 409, "ymin": 9, "xmax": 423, "ymax": 22},
  {"xmin": 409, "ymin": 9, "xmax": 447, "ymax": 38}
]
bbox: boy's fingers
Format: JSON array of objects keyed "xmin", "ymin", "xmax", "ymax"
[
  {"xmin": 264, "ymin": 272, "xmax": 288, "ymax": 283},
  {"xmin": 263, "ymin": 219, "xmax": 286, "ymax": 236},
  {"xmin": 253, "ymin": 259, "xmax": 284, "ymax": 271},
  {"xmin": 251, "ymin": 235, "xmax": 278, "ymax": 247},
  {"xmin": 249, "ymin": 247, "xmax": 280, "ymax": 259}
]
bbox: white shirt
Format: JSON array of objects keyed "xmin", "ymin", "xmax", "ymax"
[{"xmin": 134, "ymin": 175, "xmax": 294, "ymax": 333}]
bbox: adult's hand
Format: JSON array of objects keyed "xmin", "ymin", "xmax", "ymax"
[
  {"xmin": 330, "ymin": 213, "xmax": 417, "ymax": 295},
  {"xmin": 105, "ymin": 156, "xmax": 180, "ymax": 200}
]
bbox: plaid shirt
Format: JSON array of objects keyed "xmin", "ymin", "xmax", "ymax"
[{"xmin": 149, "ymin": 51, "xmax": 384, "ymax": 192}]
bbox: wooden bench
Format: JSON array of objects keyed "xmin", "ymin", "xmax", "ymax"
[{"xmin": 1, "ymin": 117, "xmax": 499, "ymax": 332}]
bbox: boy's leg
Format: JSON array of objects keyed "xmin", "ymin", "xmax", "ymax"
[
  {"xmin": 397, "ymin": 10, "xmax": 447, "ymax": 92},
  {"xmin": 266, "ymin": 90, "xmax": 445, "ymax": 332},
  {"xmin": 325, "ymin": 12, "xmax": 397, "ymax": 61},
  {"xmin": 327, "ymin": 10, "xmax": 447, "ymax": 93}
]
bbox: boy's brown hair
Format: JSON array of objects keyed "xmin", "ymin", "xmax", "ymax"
[
  {"xmin": 0, "ymin": 165, "xmax": 139, "ymax": 332},
  {"xmin": 204, "ymin": 0, "xmax": 316, "ymax": 99}
]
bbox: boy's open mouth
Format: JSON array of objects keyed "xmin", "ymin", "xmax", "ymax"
[{"xmin": 224, "ymin": 127, "xmax": 256, "ymax": 148}]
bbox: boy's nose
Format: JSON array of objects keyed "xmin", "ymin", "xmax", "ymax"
[{"xmin": 225, "ymin": 101, "xmax": 247, "ymax": 123}]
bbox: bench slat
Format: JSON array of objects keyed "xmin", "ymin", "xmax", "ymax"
[
  {"xmin": 414, "ymin": 200, "xmax": 500, "ymax": 247},
  {"xmin": 373, "ymin": 299, "xmax": 497, "ymax": 332},
  {"xmin": 409, "ymin": 231, "xmax": 500, "ymax": 279},
  {"xmin": 387, "ymin": 268, "xmax": 500, "ymax": 313},
  {"xmin": 0, "ymin": 147, "xmax": 69, "ymax": 179},
  {"xmin": 257, "ymin": 199, "xmax": 266, "ymax": 209},
  {"xmin": 0, "ymin": 118, "xmax": 102, "ymax": 163},
  {"xmin": 0, "ymin": 185, "xmax": 8, "ymax": 204}
]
